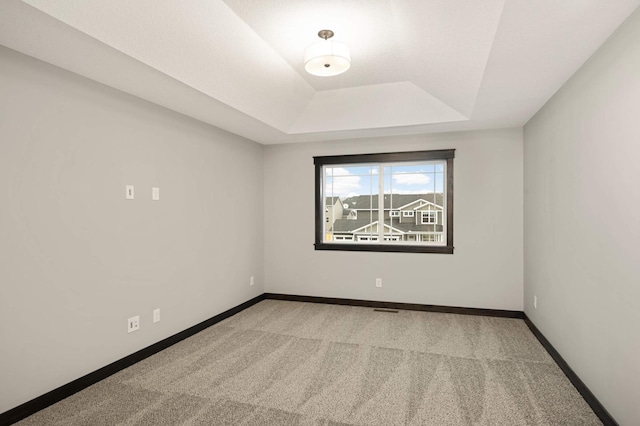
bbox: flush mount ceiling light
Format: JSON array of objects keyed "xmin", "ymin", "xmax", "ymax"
[{"xmin": 304, "ymin": 29, "xmax": 351, "ymax": 77}]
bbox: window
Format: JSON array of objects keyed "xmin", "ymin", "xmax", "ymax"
[
  {"xmin": 314, "ymin": 149, "xmax": 454, "ymax": 254},
  {"xmin": 421, "ymin": 211, "xmax": 436, "ymax": 224}
]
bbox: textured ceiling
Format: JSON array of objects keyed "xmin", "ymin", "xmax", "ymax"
[
  {"xmin": 1, "ymin": 0, "xmax": 639, "ymax": 144},
  {"xmin": 222, "ymin": 0, "xmax": 502, "ymax": 109}
]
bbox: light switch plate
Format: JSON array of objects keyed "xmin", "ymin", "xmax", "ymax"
[{"xmin": 126, "ymin": 185, "xmax": 134, "ymax": 200}]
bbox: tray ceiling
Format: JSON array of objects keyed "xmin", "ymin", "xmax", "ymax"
[{"xmin": 1, "ymin": 0, "xmax": 638, "ymax": 144}]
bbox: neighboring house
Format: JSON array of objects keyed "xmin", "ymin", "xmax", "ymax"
[
  {"xmin": 330, "ymin": 194, "xmax": 444, "ymax": 242},
  {"xmin": 325, "ymin": 197, "xmax": 343, "ymax": 231}
]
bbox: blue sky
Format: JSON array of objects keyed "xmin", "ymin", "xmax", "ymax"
[{"xmin": 325, "ymin": 163, "xmax": 445, "ymax": 199}]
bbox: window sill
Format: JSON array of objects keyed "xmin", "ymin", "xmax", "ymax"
[{"xmin": 314, "ymin": 242, "xmax": 454, "ymax": 254}]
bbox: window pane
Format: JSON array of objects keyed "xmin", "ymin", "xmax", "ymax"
[
  {"xmin": 324, "ymin": 164, "xmax": 378, "ymax": 243},
  {"xmin": 315, "ymin": 150, "xmax": 454, "ymax": 254},
  {"xmin": 382, "ymin": 161, "xmax": 445, "ymax": 245}
]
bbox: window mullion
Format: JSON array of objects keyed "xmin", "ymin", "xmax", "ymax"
[
  {"xmin": 378, "ymin": 164, "xmax": 384, "ymax": 242},
  {"xmin": 442, "ymin": 161, "xmax": 446, "ymax": 243},
  {"xmin": 325, "ymin": 167, "xmax": 328, "ymax": 239}
]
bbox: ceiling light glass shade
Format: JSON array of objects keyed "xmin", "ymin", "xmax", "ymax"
[{"xmin": 304, "ymin": 40, "xmax": 351, "ymax": 77}]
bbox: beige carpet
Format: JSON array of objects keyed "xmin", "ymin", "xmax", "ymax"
[{"xmin": 17, "ymin": 300, "xmax": 601, "ymax": 425}]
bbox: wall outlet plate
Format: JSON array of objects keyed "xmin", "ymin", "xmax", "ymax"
[
  {"xmin": 127, "ymin": 315, "xmax": 140, "ymax": 333},
  {"xmin": 153, "ymin": 309, "xmax": 160, "ymax": 323},
  {"xmin": 376, "ymin": 278, "xmax": 382, "ymax": 288}
]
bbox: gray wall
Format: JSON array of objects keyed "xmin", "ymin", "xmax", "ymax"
[
  {"xmin": 8, "ymin": 6, "xmax": 639, "ymax": 420},
  {"xmin": 0, "ymin": 46, "xmax": 264, "ymax": 412},
  {"xmin": 523, "ymin": 8, "xmax": 640, "ymax": 425},
  {"xmin": 264, "ymin": 129, "xmax": 523, "ymax": 311}
]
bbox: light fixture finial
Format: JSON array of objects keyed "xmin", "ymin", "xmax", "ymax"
[{"xmin": 317, "ymin": 29, "xmax": 334, "ymax": 40}]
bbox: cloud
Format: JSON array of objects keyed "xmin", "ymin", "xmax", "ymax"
[
  {"xmin": 392, "ymin": 173, "xmax": 431, "ymax": 185},
  {"xmin": 326, "ymin": 168, "xmax": 362, "ymax": 198},
  {"xmin": 385, "ymin": 189, "xmax": 434, "ymax": 195},
  {"xmin": 325, "ymin": 167, "xmax": 350, "ymax": 177}
]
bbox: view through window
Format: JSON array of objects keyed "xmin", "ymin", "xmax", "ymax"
[{"xmin": 314, "ymin": 150, "xmax": 454, "ymax": 254}]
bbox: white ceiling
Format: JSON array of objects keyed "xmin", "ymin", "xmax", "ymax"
[{"xmin": 1, "ymin": 0, "xmax": 638, "ymax": 144}]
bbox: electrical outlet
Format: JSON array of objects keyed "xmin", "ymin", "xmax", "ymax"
[
  {"xmin": 375, "ymin": 278, "xmax": 382, "ymax": 288},
  {"xmin": 250, "ymin": 276, "xmax": 255, "ymax": 286},
  {"xmin": 153, "ymin": 309, "xmax": 160, "ymax": 323},
  {"xmin": 127, "ymin": 316, "xmax": 140, "ymax": 333},
  {"xmin": 534, "ymin": 296, "xmax": 537, "ymax": 309},
  {"xmin": 152, "ymin": 187, "xmax": 160, "ymax": 201}
]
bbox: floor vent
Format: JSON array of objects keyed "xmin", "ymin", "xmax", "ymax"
[{"xmin": 373, "ymin": 309, "xmax": 399, "ymax": 313}]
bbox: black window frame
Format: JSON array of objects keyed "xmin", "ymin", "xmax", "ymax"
[{"xmin": 314, "ymin": 149, "xmax": 455, "ymax": 254}]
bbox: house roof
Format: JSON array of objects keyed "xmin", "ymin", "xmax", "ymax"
[
  {"xmin": 342, "ymin": 209, "xmax": 355, "ymax": 218},
  {"xmin": 391, "ymin": 221, "xmax": 444, "ymax": 233},
  {"xmin": 332, "ymin": 218, "xmax": 378, "ymax": 233},
  {"xmin": 342, "ymin": 194, "xmax": 444, "ymax": 210},
  {"xmin": 332, "ymin": 215, "xmax": 442, "ymax": 234}
]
